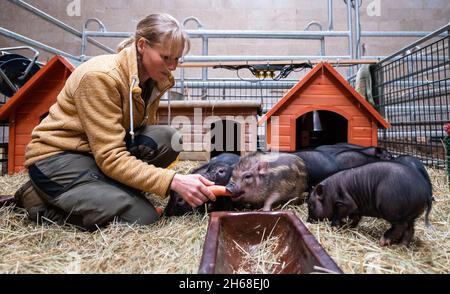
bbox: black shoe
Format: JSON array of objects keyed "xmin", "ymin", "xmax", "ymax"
[{"xmin": 14, "ymin": 180, "xmax": 45, "ymax": 210}]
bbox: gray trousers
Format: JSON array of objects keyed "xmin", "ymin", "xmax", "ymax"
[{"xmin": 25, "ymin": 125, "xmax": 181, "ymax": 230}]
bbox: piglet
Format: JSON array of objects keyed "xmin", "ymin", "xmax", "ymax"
[
  {"xmin": 316, "ymin": 143, "xmax": 393, "ymax": 160},
  {"xmin": 307, "ymin": 161, "xmax": 432, "ymax": 246},
  {"xmin": 394, "ymin": 155, "xmax": 432, "ymax": 193},
  {"xmin": 226, "ymin": 152, "xmax": 308, "ymax": 211},
  {"xmin": 333, "ymin": 149, "xmax": 384, "ymax": 170},
  {"xmin": 293, "ymin": 150, "xmax": 339, "ymax": 190},
  {"xmin": 164, "ymin": 153, "xmax": 239, "ymax": 216}
]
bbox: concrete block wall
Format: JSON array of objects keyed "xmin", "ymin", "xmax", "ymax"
[{"xmin": 0, "ymin": 0, "xmax": 449, "ymax": 75}]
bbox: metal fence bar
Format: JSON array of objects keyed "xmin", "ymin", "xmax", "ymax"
[
  {"xmin": 379, "ymin": 22, "xmax": 450, "ymax": 63},
  {"xmin": 174, "ymin": 81, "xmax": 297, "ymax": 89},
  {"xmin": 0, "ymin": 27, "xmax": 82, "ymax": 61},
  {"xmin": 184, "ymin": 30, "xmax": 349, "ymax": 39},
  {"xmin": 7, "ymin": 0, "xmax": 114, "ymax": 54},
  {"xmin": 361, "ymin": 31, "xmax": 448, "ymax": 38},
  {"xmin": 182, "ymin": 55, "xmax": 351, "ymax": 62}
]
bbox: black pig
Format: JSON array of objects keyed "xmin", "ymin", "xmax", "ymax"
[
  {"xmin": 315, "ymin": 143, "xmax": 363, "ymax": 154},
  {"xmin": 394, "ymin": 155, "xmax": 432, "ymax": 192},
  {"xmin": 164, "ymin": 153, "xmax": 239, "ymax": 216},
  {"xmin": 190, "ymin": 153, "xmax": 240, "ymax": 175},
  {"xmin": 334, "ymin": 149, "xmax": 383, "ymax": 170},
  {"xmin": 307, "ymin": 161, "xmax": 432, "ymax": 246},
  {"xmin": 226, "ymin": 152, "xmax": 308, "ymax": 211},
  {"xmin": 316, "ymin": 143, "xmax": 393, "ymax": 160},
  {"xmin": 293, "ymin": 150, "xmax": 339, "ymax": 189},
  {"xmin": 293, "ymin": 148, "xmax": 392, "ymax": 191}
]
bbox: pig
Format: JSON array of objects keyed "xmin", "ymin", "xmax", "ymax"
[
  {"xmin": 316, "ymin": 143, "xmax": 393, "ymax": 160},
  {"xmin": 190, "ymin": 153, "xmax": 240, "ymax": 176},
  {"xmin": 307, "ymin": 161, "xmax": 432, "ymax": 246},
  {"xmin": 226, "ymin": 152, "xmax": 308, "ymax": 211},
  {"xmin": 164, "ymin": 153, "xmax": 240, "ymax": 216},
  {"xmin": 394, "ymin": 155, "xmax": 432, "ymax": 193},
  {"xmin": 333, "ymin": 149, "xmax": 384, "ymax": 170},
  {"xmin": 293, "ymin": 150, "xmax": 339, "ymax": 190},
  {"xmin": 293, "ymin": 148, "xmax": 390, "ymax": 191},
  {"xmin": 164, "ymin": 192, "xmax": 191, "ymax": 217},
  {"xmin": 360, "ymin": 146, "xmax": 394, "ymax": 160},
  {"xmin": 315, "ymin": 143, "xmax": 362, "ymax": 154}
]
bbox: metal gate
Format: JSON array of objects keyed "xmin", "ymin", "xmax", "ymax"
[{"xmin": 371, "ymin": 24, "xmax": 450, "ymax": 168}]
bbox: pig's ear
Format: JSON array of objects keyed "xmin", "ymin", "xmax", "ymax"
[
  {"xmin": 315, "ymin": 184, "xmax": 325, "ymax": 201},
  {"xmin": 375, "ymin": 147, "xmax": 389, "ymax": 159},
  {"xmin": 258, "ymin": 161, "xmax": 269, "ymax": 175},
  {"xmin": 374, "ymin": 147, "xmax": 382, "ymax": 156}
]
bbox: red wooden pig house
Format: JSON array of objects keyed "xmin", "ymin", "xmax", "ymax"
[
  {"xmin": 0, "ymin": 55, "xmax": 74, "ymax": 174},
  {"xmin": 259, "ymin": 62, "xmax": 390, "ymax": 151}
]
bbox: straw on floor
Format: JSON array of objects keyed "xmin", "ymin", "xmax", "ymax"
[{"xmin": 0, "ymin": 162, "xmax": 449, "ymax": 274}]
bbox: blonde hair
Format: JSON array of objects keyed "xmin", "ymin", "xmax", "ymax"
[{"xmin": 117, "ymin": 13, "xmax": 190, "ymax": 57}]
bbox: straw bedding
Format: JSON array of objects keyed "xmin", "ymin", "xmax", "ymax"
[{"xmin": 0, "ymin": 162, "xmax": 448, "ymax": 274}]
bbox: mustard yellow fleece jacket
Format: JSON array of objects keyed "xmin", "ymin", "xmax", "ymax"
[{"xmin": 25, "ymin": 45, "xmax": 176, "ymax": 197}]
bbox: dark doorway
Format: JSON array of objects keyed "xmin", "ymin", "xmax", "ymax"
[
  {"xmin": 210, "ymin": 120, "xmax": 241, "ymax": 158},
  {"xmin": 296, "ymin": 111, "xmax": 347, "ymax": 150}
]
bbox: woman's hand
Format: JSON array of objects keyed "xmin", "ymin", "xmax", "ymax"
[{"xmin": 170, "ymin": 174, "xmax": 217, "ymax": 208}]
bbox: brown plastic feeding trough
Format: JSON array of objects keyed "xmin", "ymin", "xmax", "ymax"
[{"xmin": 199, "ymin": 211, "xmax": 343, "ymax": 274}]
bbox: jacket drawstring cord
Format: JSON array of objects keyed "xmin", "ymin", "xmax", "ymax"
[{"xmin": 129, "ymin": 75, "xmax": 138, "ymax": 144}]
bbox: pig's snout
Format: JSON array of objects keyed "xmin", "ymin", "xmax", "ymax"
[
  {"xmin": 225, "ymin": 182, "xmax": 236, "ymax": 194},
  {"xmin": 226, "ymin": 182, "xmax": 244, "ymax": 200},
  {"xmin": 306, "ymin": 203, "xmax": 319, "ymax": 223},
  {"xmin": 176, "ymin": 197, "xmax": 186, "ymax": 206}
]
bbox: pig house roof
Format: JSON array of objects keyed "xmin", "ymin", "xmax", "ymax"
[
  {"xmin": 0, "ymin": 55, "xmax": 75, "ymax": 120},
  {"xmin": 258, "ymin": 62, "xmax": 390, "ymax": 129}
]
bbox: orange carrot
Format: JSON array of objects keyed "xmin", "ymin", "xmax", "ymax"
[
  {"xmin": 207, "ymin": 185, "xmax": 232, "ymax": 196},
  {"xmin": 155, "ymin": 206, "xmax": 164, "ymax": 216}
]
